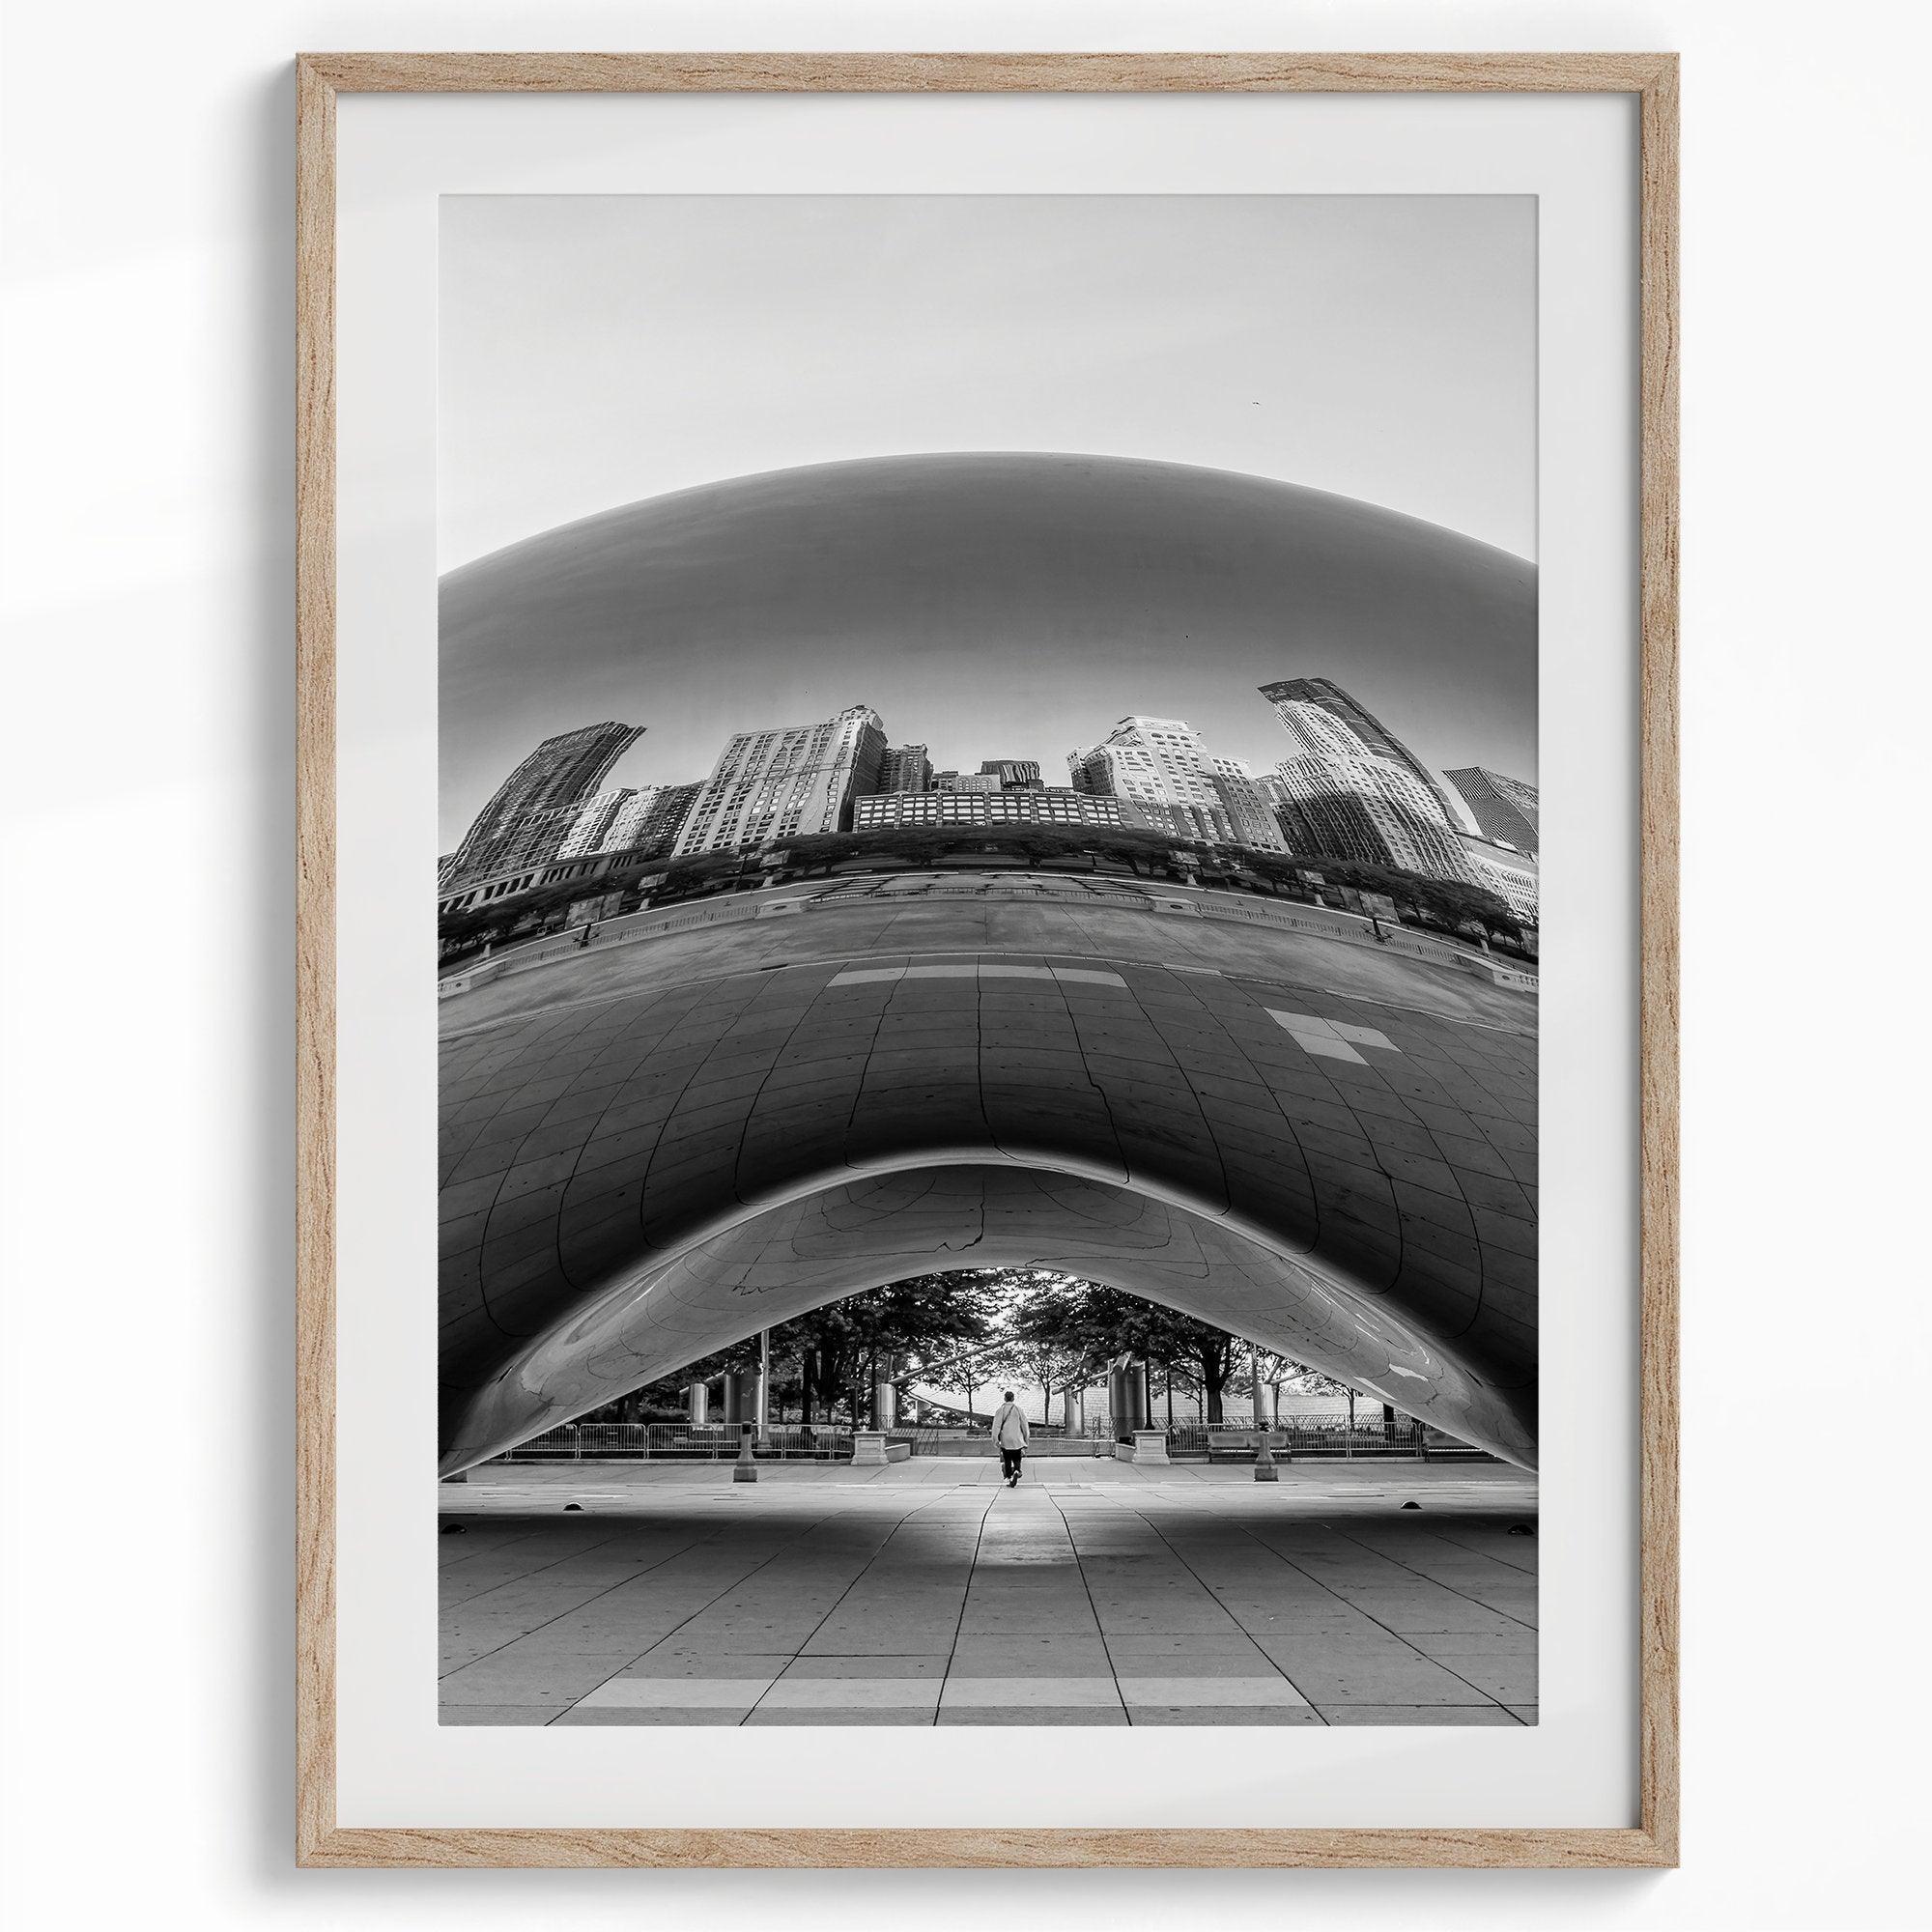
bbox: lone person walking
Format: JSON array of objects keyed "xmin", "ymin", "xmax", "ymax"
[{"xmin": 991, "ymin": 1390, "xmax": 1030, "ymax": 1487}]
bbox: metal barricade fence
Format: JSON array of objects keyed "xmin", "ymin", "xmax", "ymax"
[
  {"xmin": 1162, "ymin": 1417, "xmax": 1483, "ymax": 1461},
  {"xmin": 497, "ymin": 1423, "xmax": 855, "ymax": 1462},
  {"xmin": 492, "ymin": 1416, "xmax": 1492, "ymax": 1464}
]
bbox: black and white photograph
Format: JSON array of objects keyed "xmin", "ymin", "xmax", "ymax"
[{"xmin": 434, "ymin": 193, "xmax": 1541, "ymax": 1731}]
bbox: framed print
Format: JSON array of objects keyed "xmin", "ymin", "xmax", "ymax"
[{"xmin": 297, "ymin": 51, "xmax": 1678, "ymax": 1867}]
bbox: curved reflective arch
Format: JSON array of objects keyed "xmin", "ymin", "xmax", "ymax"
[{"xmin": 439, "ymin": 878, "xmax": 1538, "ymax": 1473}]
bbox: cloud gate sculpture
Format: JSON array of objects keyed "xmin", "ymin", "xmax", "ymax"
[{"xmin": 438, "ymin": 880, "xmax": 1537, "ymax": 1473}]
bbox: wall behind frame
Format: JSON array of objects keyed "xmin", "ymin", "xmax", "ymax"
[{"xmin": 1, "ymin": 0, "xmax": 1925, "ymax": 1927}]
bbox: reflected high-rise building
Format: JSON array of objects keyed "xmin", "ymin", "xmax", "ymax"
[
  {"xmin": 854, "ymin": 788, "xmax": 1126, "ymax": 831},
  {"xmin": 980, "ymin": 759, "xmax": 1044, "ymax": 791},
  {"xmin": 555, "ymin": 787, "xmax": 636, "ymax": 859},
  {"xmin": 1456, "ymin": 830, "xmax": 1539, "ymax": 923},
  {"xmin": 674, "ymin": 704, "xmax": 887, "ymax": 855},
  {"xmin": 1446, "ymin": 766, "xmax": 1540, "ymax": 857},
  {"xmin": 591, "ymin": 781, "xmax": 703, "ymax": 856},
  {"xmin": 1068, "ymin": 716, "xmax": 1240, "ymax": 845},
  {"xmin": 1264, "ymin": 698, "xmax": 1478, "ymax": 885},
  {"xmin": 877, "ymin": 745, "xmax": 933, "ymax": 794},
  {"xmin": 1258, "ymin": 676, "xmax": 1464, "ymax": 826},
  {"xmin": 1209, "ymin": 756, "xmax": 1290, "ymax": 854},
  {"xmin": 446, "ymin": 720, "xmax": 645, "ymax": 885}
]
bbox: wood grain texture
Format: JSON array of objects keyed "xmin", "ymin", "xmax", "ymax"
[
  {"xmin": 297, "ymin": 49, "xmax": 1671, "ymax": 93},
  {"xmin": 298, "ymin": 1825, "xmax": 1672, "ymax": 1869},
  {"xmin": 293, "ymin": 48, "xmax": 1680, "ymax": 1870},
  {"xmin": 1635, "ymin": 51, "xmax": 1682, "ymax": 1869},
  {"xmin": 293, "ymin": 48, "xmax": 337, "ymax": 1872}
]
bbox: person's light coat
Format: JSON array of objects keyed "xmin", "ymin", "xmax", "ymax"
[{"xmin": 991, "ymin": 1401, "xmax": 1030, "ymax": 1449}]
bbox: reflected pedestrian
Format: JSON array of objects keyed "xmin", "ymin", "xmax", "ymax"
[{"xmin": 991, "ymin": 1389, "xmax": 1030, "ymax": 1487}]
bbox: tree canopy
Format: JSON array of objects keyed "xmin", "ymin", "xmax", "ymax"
[
  {"xmin": 996, "ymin": 1279, "xmax": 1248, "ymax": 1421},
  {"xmin": 584, "ymin": 1270, "xmax": 1357, "ymax": 1430},
  {"xmin": 618, "ymin": 1270, "xmax": 1005, "ymax": 1424}
]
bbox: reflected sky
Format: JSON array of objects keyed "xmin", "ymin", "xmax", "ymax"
[{"xmin": 439, "ymin": 452, "xmax": 1536, "ymax": 847}]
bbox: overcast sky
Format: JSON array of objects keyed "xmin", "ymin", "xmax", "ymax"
[
  {"xmin": 441, "ymin": 195, "xmax": 1535, "ymax": 571},
  {"xmin": 439, "ymin": 196, "xmax": 1535, "ymax": 842}
]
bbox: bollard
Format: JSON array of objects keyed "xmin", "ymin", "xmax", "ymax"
[
  {"xmin": 1254, "ymin": 1429, "xmax": 1280, "ymax": 1482},
  {"xmin": 733, "ymin": 1420, "xmax": 758, "ymax": 1483}
]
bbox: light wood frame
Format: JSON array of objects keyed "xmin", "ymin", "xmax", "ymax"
[{"xmin": 296, "ymin": 49, "xmax": 1679, "ymax": 1870}]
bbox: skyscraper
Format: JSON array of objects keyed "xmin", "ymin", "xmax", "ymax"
[
  {"xmin": 446, "ymin": 721, "xmax": 645, "ymax": 885},
  {"xmin": 876, "ymin": 745, "xmax": 933, "ymax": 794},
  {"xmin": 673, "ymin": 704, "xmax": 887, "ymax": 856},
  {"xmin": 555, "ymin": 787, "xmax": 636, "ymax": 859},
  {"xmin": 932, "ymin": 770, "xmax": 1002, "ymax": 794},
  {"xmin": 1264, "ymin": 781, "xmax": 1399, "ymax": 867},
  {"xmin": 980, "ymin": 759, "xmax": 1044, "ymax": 791},
  {"xmin": 1068, "ymin": 717, "xmax": 1239, "ymax": 844},
  {"xmin": 1456, "ymin": 830, "xmax": 1539, "ymax": 923},
  {"xmin": 1209, "ymin": 756, "xmax": 1290, "ymax": 854},
  {"xmin": 853, "ymin": 789, "xmax": 1127, "ymax": 831},
  {"xmin": 1264, "ymin": 699, "xmax": 1479, "ymax": 885},
  {"xmin": 1445, "ymin": 767, "xmax": 1540, "ymax": 856},
  {"xmin": 1258, "ymin": 677, "xmax": 1464, "ymax": 826},
  {"xmin": 596, "ymin": 781, "xmax": 703, "ymax": 855}
]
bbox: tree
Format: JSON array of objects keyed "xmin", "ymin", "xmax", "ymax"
[
  {"xmin": 1151, "ymin": 1308, "xmax": 1239, "ymax": 1423},
  {"xmin": 437, "ymin": 848, "xmax": 690, "ymax": 955},
  {"xmin": 778, "ymin": 1271, "xmax": 1005, "ymax": 1425},
  {"xmin": 1242, "ymin": 1349, "xmax": 1353, "ymax": 1424},
  {"xmin": 618, "ymin": 1333, "xmax": 763, "ymax": 1417},
  {"xmin": 740, "ymin": 824, "xmax": 1214, "ymax": 884},
  {"xmin": 981, "ymin": 1271, "xmax": 1095, "ymax": 1422},
  {"xmin": 989, "ymin": 1281, "xmax": 1241, "ymax": 1422},
  {"xmin": 592, "ymin": 1272, "xmax": 1303, "ymax": 1435},
  {"xmin": 1244, "ymin": 849, "xmax": 1520, "ymax": 940},
  {"xmin": 604, "ymin": 1272, "xmax": 1002, "ymax": 1427},
  {"xmin": 1271, "ymin": 1357, "xmax": 1353, "ymax": 1398}
]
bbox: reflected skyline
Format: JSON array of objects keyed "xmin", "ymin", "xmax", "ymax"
[{"xmin": 440, "ymin": 453, "xmax": 1535, "ymax": 851}]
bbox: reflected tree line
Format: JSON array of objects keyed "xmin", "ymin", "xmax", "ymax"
[
  {"xmin": 439, "ymin": 822, "xmax": 1528, "ymax": 963},
  {"xmin": 580, "ymin": 1268, "xmax": 1352, "ymax": 1429}
]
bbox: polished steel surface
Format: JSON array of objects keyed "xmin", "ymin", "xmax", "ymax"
[{"xmin": 440, "ymin": 879, "xmax": 1536, "ymax": 1472}]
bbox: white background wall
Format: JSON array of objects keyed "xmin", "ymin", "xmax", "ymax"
[{"xmin": 3, "ymin": 1, "xmax": 1926, "ymax": 1925}]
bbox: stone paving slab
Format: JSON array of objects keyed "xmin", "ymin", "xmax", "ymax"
[
  {"xmin": 748, "ymin": 1708, "xmax": 941, "ymax": 1727},
  {"xmin": 1131, "ymin": 1706, "xmax": 1328, "ymax": 1726},
  {"xmin": 440, "ymin": 1463, "xmax": 1536, "ymax": 1727},
  {"xmin": 553, "ymin": 1705, "xmax": 746, "ymax": 1727},
  {"xmin": 1318, "ymin": 1704, "xmax": 1524, "ymax": 1726},
  {"xmin": 937, "ymin": 1706, "xmax": 1131, "ymax": 1727}
]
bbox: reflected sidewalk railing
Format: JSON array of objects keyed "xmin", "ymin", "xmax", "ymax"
[
  {"xmin": 495, "ymin": 1422, "xmax": 855, "ymax": 1462},
  {"xmin": 486, "ymin": 1416, "xmax": 1492, "ymax": 1463}
]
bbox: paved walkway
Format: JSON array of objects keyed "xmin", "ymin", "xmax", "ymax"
[{"xmin": 440, "ymin": 1462, "xmax": 1536, "ymax": 1727}]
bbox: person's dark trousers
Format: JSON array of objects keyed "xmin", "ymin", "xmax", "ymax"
[{"xmin": 1000, "ymin": 1447, "xmax": 1022, "ymax": 1481}]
